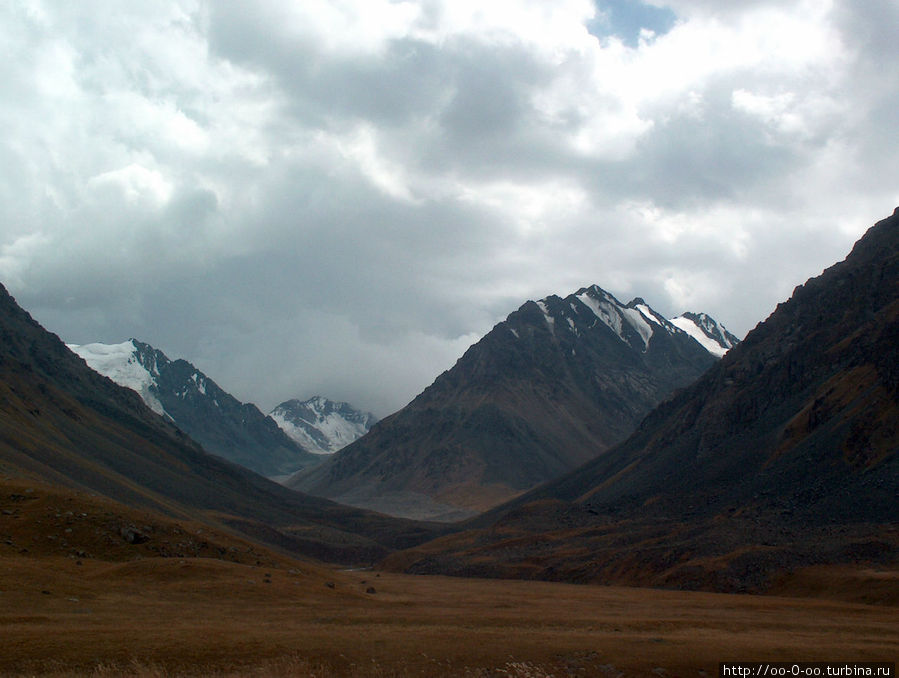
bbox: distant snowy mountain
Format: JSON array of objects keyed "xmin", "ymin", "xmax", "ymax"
[
  {"xmin": 68, "ymin": 339, "xmax": 322, "ymax": 477},
  {"xmin": 270, "ymin": 396, "xmax": 377, "ymax": 454}
]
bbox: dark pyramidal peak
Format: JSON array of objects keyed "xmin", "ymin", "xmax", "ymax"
[
  {"xmin": 270, "ymin": 396, "xmax": 378, "ymax": 455},
  {"xmin": 68, "ymin": 339, "xmax": 322, "ymax": 478},
  {"xmin": 0, "ymin": 282, "xmax": 440, "ymax": 564},
  {"xmin": 289, "ymin": 285, "xmax": 735, "ymax": 521},
  {"xmin": 386, "ymin": 208, "xmax": 899, "ymax": 592}
]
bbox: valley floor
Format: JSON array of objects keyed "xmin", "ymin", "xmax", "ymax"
[{"xmin": 1, "ymin": 553, "xmax": 896, "ymax": 678}]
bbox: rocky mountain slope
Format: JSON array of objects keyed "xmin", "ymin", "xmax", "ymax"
[
  {"xmin": 290, "ymin": 287, "xmax": 736, "ymax": 520},
  {"xmin": 0, "ymin": 284, "xmax": 442, "ymax": 563},
  {"xmin": 270, "ymin": 396, "xmax": 377, "ymax": 454},
  {"xmin": 68, "ymin": 340, "xmax": 321, "ymax": 478},
  {"xmin": 385, "ymin": 208, "xmax": 899, "ymax": 591}
]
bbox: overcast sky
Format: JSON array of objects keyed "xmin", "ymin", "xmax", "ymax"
[{"xmin": 2, "ymin": 0, "xmax": 897, "ymax": 417}]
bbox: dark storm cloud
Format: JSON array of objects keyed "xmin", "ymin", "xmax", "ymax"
[
  {"xmin": 208, "ymin": 8, "xmax": 450, "ymax": 127},
  {"xmin": 208, "ymin": 5, "xmax": 562, "ymax": 181}
]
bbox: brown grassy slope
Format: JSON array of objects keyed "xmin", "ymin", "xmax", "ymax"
[{"xmin": 0, "ymin": 476, "xmax": 292, "ymax": 566}]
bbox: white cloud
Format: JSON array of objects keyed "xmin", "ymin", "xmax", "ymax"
[
  {"xmin": 456, "ymin": 178, "xmax": 588, "ymax": 235},
  {"xmin": 411, "ymin": 0, "xmax": 597, "ymax": 52},
  {"xmin": 252, "ymin": 0, "xmax": 421, "ymax": 56},
  {"xmin": 88, "ymin": 164, "xmax": 174, "ymax": 207},
  {"xmin": 326, "ymin": 124, "xmax": 420, "ymax": 203},
  {"xmin": 0, "ymin": 232, "xmax": 52, "ymax": 290}
]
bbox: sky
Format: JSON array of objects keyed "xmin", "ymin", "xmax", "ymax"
[{"xmin": 1, "ymin": 0, "xmax": 897, "ymax": 417}]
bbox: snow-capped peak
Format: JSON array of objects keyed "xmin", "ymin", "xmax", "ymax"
[
  {"xmin": 67, "ymin": 338, "xmax": 221, "ymax": 417},
  {"xmin": 67, "ymin": 339, "xmax": 167, "ymax": 416},
  {"xmin": 270, "ymin": 397, "xmax": 377, "ymax": 454},
  {"xmin": 522, "ymin": 285, "xmax": 738, "ymax": 358}
]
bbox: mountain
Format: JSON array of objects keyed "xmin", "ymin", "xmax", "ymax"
[
  {"xmin": 289, "ymin": 287, "xmax": 736, "ymax": 521},
  {"xmin": 68, "ymin": 339, "xmax": 322, "ymax": 478},
  {"xmin": 0, "ymin": 284, "xmax": 442, "ymax": 564},
  {"xmin": 270, "ymin": 396, "xmax": 377, "ymax": 454},
  {"xmin": 385, "ymin": 208, "xmax": 899, "ymax": 592}
]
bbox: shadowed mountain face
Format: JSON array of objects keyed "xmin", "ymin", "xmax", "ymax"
[
  {"xmin": 384, "ymin": 209, "xmax": 899, "ymax": 591},
  {"xmin": 290, "ymin": 287, "xmax": 733, "ymax": 520},
  {"xmin": 69, "ymin": 339, "xmax": 322, "ymax": 478},
  {"xmin": 0, "ymin": 285, "xmax": 442, "ymax": 563}
]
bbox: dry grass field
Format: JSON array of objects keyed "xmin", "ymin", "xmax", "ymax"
[
  {"xmin": 2, "ymin": 478, "xmax": 897, "ymax": 678},
  {"xmin": 3, "ymin": 554, "xmax": 898, "ymax": 677}
]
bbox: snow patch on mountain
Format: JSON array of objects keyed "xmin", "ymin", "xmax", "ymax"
[
  {"xmin": 190, "ymin": 372, "xmax": 207, "ymax": 396},
  {"xmin": 575, "ymin": 287, "xmax": 654, "ymax": 350},
  {"xmin": 632, "ymin": 301, "xmax": 675, "ymax": 334},
  {"xmin": 535, "ymin": 300, "xmax": 555, "ymax": 332},
  {"xmin": 621, "ymin": 306, "xmax": 654, "ymax": 349},
  {"xmin": 671, "ymin": 313, "xmax": 738, "ymax": 358},
  {"xmin": 576, "ymin": 289, "xmax": 625, "ymax": 339},
  {"xmin": 68, "ymin": 340, "xmax": 167, "ymax": 416},
  {"xmin": 634, "ymin": 303, "xmax": 656, "ymax": 322},
  {"xmin": 269, "ymin": 412, "xmax": 322, "ymax": 453}
]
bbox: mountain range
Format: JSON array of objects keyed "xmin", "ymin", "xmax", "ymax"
[
  {"xmin": 385, "ymin": 208, "xmax": 899, "ymax": 592},
  {"xmin": 68, "ymin": 340, "xmax": 322, "ymax": 478},
  {"xmin": 2, "ymin": 208, "xmax": 895, "ymax": 599},
  {"xmin": 289, "ymin": 288, "xmax": 737, "ymax": 520}
]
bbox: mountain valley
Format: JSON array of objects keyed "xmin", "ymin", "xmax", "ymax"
[{"xmin": 0, "ymin": 210, "xmax": 896, "ymax": 676}]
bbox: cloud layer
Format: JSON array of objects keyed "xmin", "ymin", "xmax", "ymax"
[{"xmin": 2, "ymin": 0, "xmax": 896, "ymax": 415}]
